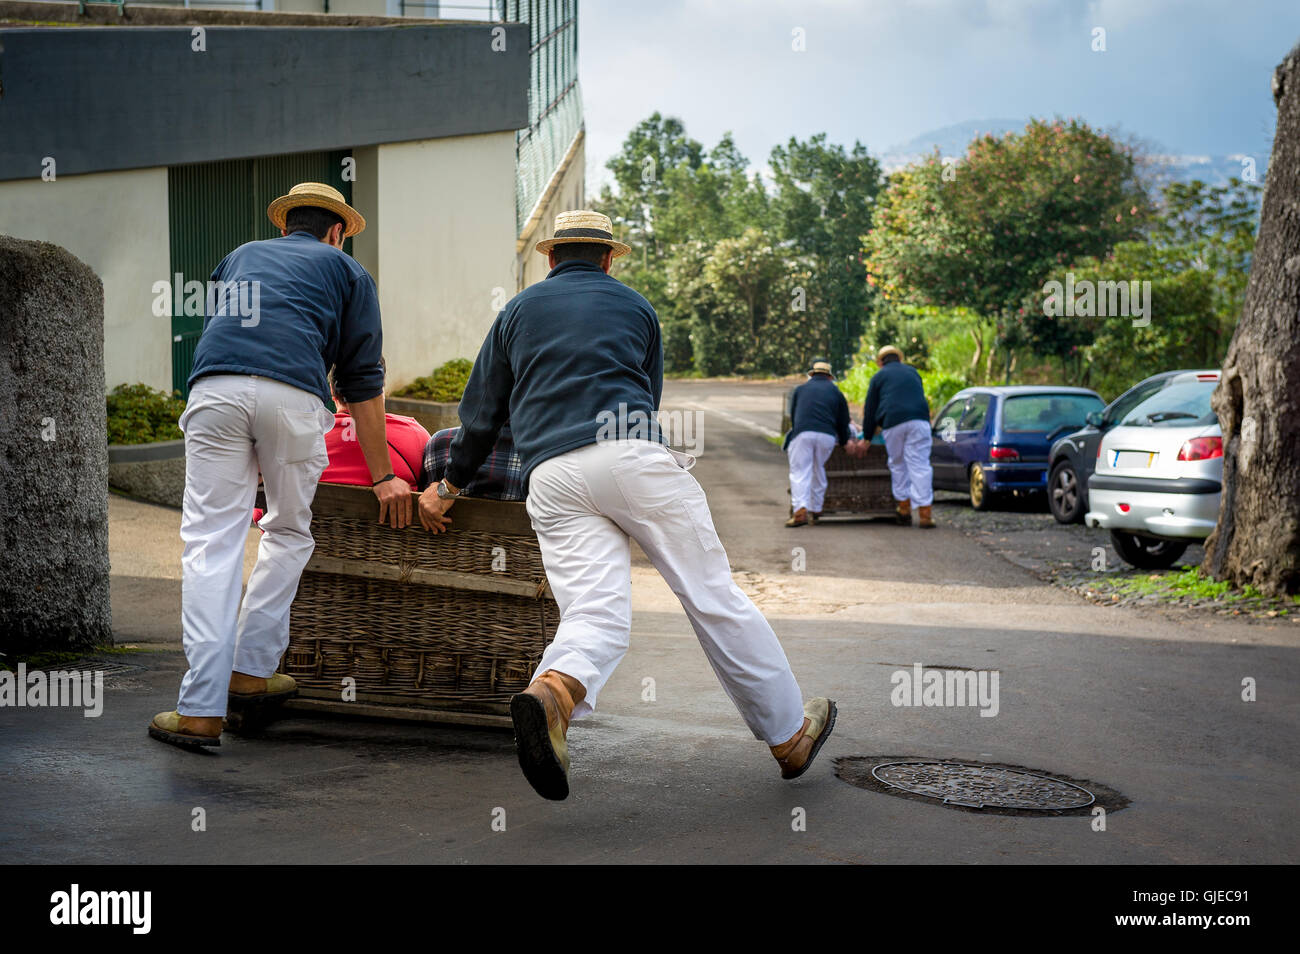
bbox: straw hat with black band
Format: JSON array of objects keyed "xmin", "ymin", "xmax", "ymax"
[
  {"xmin": 807, "ymin": 359, "xmax": 835, "ymax": 379},
  {"xmin": 267, "ymin": 182, "xmax": 367, "ymax": 238},
  {"xmin": 876, "ymin": 345, "xmax": 905, "ymax": 365},
  {"xmin": 535, "ymin": 210, "xmax": 631, "ymax": 258}
]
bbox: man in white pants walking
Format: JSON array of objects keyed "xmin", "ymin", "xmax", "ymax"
[
  {"xmin": 861, "ymin": 345, "xmax": 936, "ymax": 528},
  {"xmin": 148, "ymin": 183, "xmax": 411, "ymax": 750},
  {"xmin": 783, "ymin": 359, "xmax": 852, "ymax": 527},
  {"xmin": 418, "ymin": 211, "xmax": 836, "ymax": 801}
]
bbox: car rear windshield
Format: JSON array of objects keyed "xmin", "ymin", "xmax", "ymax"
[
  {"xmin": 1120, "ymin": 380, "xmax": 1219, "ymax": 427},
  {"xmin": 1001, "ymin": 394, "xmax": 1104, "ymax": 433}
]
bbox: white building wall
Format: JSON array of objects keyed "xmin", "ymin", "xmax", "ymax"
[
  {"xmin": 361, "ymin": 130, "xmax": 519, "ymax": 392},
  {"xmin": 0, "ymin": 168, "xmax": 172, "ymax": 392},
  {"xmin": 0, "ymin": 130, "xmax": 521, "ymax": 397}
]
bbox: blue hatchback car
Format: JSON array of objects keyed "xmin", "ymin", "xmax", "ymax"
[{"xmin": 930, "ymin": 386, "xmax": 1105, "ymax": 510}]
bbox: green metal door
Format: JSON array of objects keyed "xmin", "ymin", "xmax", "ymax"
[{"xmin": 168, "ymin": 150, "xmax": 353, "ymax": 397}]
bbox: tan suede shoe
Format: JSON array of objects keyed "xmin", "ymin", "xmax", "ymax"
[
  {"xmin": 894, "ymin": 499, "xmax": 912, "ymax": 526},
  {"xmin": 785, "ymin": 507, "xmax": 810, "ymax": 527},
  {"xmin": 918, "ymin": 505, "xmax": 935, "ymax": 529},
  {"xmin": 228, "ymin": 671, "xmax": 298, "ymax": 706},
  {"xmin": 148, "ymin": 710, "xmax": 222, "ymax": 749},
  {"xmin": 770, "ymin": 698, "xmax": 837, "ymax": 780},
  {"xmin": 510, "ymin": 670, "xmax": 585, "ymax": 801}
]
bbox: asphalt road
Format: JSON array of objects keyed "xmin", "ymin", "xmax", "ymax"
[{"xmin": 2, "ymin": 378, "xmax": 1296, "ymax": 864}]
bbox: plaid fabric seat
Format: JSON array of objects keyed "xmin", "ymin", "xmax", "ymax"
[{"xmin": 420, "ymin": 424, "xmax": 525, "ymax": 500}]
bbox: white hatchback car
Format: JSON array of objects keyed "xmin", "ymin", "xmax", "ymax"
[{"xmin": 1085, "ymin": 371, "xmax": 1222, "ymax": 568}]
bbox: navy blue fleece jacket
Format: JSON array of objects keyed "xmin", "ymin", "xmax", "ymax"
[
  {"xmin": 861, "ymin": 359, "xmax": 931, "ymax": 434},
  {"xmin": 446, "ymin": 260, "xmax": 664, "ymax": 489},
  {"xmin": 189, "ymin": 231, "xmax": 384, "ymax": 406},
  {"xmin": 784, "ymin": 374, "xmax": 851, "ymax": 449}
]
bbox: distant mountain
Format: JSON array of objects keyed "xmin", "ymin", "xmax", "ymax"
[
  {"xmin": 879, "ymin": 119, "xmax": 1026, "ymax": 170},
  {"xmin": 880, "ymin": 119, "xmax": 1267, "ymax": 187}
]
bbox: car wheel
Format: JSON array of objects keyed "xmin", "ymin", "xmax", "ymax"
[
  {"xmin": 1109, "ymin": 531, "xmax": 1189, "ymax": 569},
  {"xmin": 969, "ymin": 464, "xmax": 999, "ymax": 511},
  {"xmin": 1048, "ymin": 460, "xmax": 1084, "ymax": 524}
]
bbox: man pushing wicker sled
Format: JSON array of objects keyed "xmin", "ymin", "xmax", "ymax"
[{"xmin": 417, "ymin": 210, "xmax": 837, "ymax": 801}]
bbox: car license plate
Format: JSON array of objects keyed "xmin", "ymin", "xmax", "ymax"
[{"xmin": 1113, "ymin": 451, "xmax": 1156, "ymax": 469}]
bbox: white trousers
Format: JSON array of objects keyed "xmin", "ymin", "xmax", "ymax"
[
  {"xmin": 176, "ymin": 374, "xmax": 334, "ymax": 717},
  {"xmin": 526, "ymin": 439, "xmax": 805, "ymax": 745},
  {"xmin": 882, "ymin": 418, "xmax": 934, "ymax": 506},
  {"xmin": 787, "ymin": 431, "xmax": 837, "ymax": 513}
]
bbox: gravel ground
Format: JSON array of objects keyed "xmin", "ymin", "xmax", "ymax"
[{"xmin": 931, "ymin": 490, "xmax": 1298, "ymax": 622}]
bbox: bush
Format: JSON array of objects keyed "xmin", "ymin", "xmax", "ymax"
[
  {"xmin": 920, "ymin": 370, "xmax": 967, "ymax": 409},
  {"xmin": 392, "ymin": 358, "xmax": 473, "ymax": 403},
  {"xmin": 106, "ymin": 383, "xmax": 186, "ymax": 446},
  {"xmin": 836, "ymin": 361, "xmax": 877, "ymax": 404}
]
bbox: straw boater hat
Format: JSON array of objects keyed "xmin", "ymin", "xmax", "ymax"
[
  {"xmin": 876, "ymin": 345, "xmax": 905, "ymax": 364},
  {"xmin": 267, "ymin": 182, "xmax": 366, "ymax": 237},
  {"xmin": 808, "ymin": 359, "xmax": 835, "ymax": 378},
  {"xmin": 535, "ymin": 210, "xmax": 631, "ymax": 258}
]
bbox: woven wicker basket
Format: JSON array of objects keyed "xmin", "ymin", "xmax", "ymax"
[
  {"xmin": 277, "ymin": 483, "xmax": 556, "ymax": 726},
  {"xmin": 818, "ymin": 443, "xmax": 895, "ymax": 514}
]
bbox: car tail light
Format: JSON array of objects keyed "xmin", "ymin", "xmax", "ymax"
[
  {"xmin": 1177, "ymin": 436, "xmax": 1223, "ymax": 461},
  {"xmin": 1118, "ymin": 503, "xmax": 1131, "ymax": 513},
  {"xmin": 1196, "ymin": 373, "xmax": 1220, "ymax": 381},
  {"xmin": 989, "ymin": 446, "xmax": 1019, "ymax": 460}
]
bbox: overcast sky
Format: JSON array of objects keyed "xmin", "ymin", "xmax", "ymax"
[{"xmin": 579, "ymin": 0, "xmax": 1298, "ymax": 190}]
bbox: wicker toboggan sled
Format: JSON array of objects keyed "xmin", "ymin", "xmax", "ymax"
[{"xmin": 273, "ymin": 483, "xmax": 557, "ymax": 728}]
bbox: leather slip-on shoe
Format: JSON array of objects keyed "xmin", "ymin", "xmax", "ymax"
[
  {"xmin": 228, "ymin": 672, "xmax": 298, "ymax": 708},
  {"xmin": 148, "ymin": 710, "xmax": 221, "ymax": 749},
  {"xmin": 771, "ymin": 698, "xmax": 837, "ymax": 780},
  {"xmin": 510, "ymin": 691, "xmax": 570, "ymax": 801}
]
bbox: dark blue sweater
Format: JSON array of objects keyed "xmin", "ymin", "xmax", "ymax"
[
  {"xmin": 447, "ymin": 260, "xmax": 664, "ymax": 489},
  {"xmin": 861, "ymin": 360, "xmax": 931, "ymax": 433},
  {"xmin": 784, "ymin": 374, "xmax": 851, "ymax": 449},
  {"xmin": 189, "ymin": 231, "xmax": 384, "ymax": 406}
]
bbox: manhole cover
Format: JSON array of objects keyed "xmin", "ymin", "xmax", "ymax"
[
  {"xmin": 835, "ymin": 756, "xmax": 1126, "ymax": 816},
  {"xmin": 871, "ymin": 760, "xmax": 1094, "ymax": 811}
]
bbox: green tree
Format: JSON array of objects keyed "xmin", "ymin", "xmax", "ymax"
[
  {"xmin": 597, "ymin": 116, "xmax": 883, "ymax": 377},
  {"xmin": 1036, "ymin": 241, "xmax": 1216, "ymax": 396},
  {"xmin": 864, "ymin": 118, "xmax": 1150, "ymax": 379},
  {"xmin": 1146, "ymin": 177, "xmax": 1260, "ymax": 351},
  {"xmin": 667, "ymin": 229, "xmax": 821, "ymax": 376},
  {"xmin": 597, "ymin": 115, "xmax": 767, "ymax": 310},
  {"xmin": 769, "ymin": 135, "xmax": 882, "ymax": 369},
  {"xmin": 1024, "ymin": 177, "xmax": 1259, "ymax": 393}
]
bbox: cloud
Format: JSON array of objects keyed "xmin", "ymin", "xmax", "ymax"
[{"xmin": 580, "ymin": 0, "xmax": 1295, "ymax": 193}]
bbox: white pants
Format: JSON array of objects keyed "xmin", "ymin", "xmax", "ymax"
[
  {"xmin": 882, "ymin": 418, "xmax": 934, "ymax": 506},
  {"xmin": 526, "ymin": 439, "xmax": 805, "ymax": 745},
  {"xmin": 176, "ymin": 374, "xmax": 334, "ymax": 717},
  {"xmin": 787, "ymin": 431, "xmax": 837, "ymax": 513}
]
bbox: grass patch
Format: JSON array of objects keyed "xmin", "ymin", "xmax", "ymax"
[
  {"xmin": 1079, "ymin": 566, "xmax": 1297, "ymax": 618},
  {"xmin": 1109, "ymin": 567, "xmax": 1265, "ymax": 603}
]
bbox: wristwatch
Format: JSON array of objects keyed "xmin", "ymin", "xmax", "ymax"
[{"xmin": 436, "ymin": 478, "xmax": 460, "ymax": 500}]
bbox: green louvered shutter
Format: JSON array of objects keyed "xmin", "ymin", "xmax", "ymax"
[{"xmin": 168, "ymin": 150, "xmax": 353, "ymax": 397}]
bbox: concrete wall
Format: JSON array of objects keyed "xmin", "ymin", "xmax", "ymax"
[
  {"xmin": 0, "ymin": 23, "xmax": 529, "ymax": 181},
  {"xmin": 365, "ymin": 131, "xmax": 519, "ymax": 391},
  {"xmin": 517, "ymin": 131, "xmax": 586, "ymax": 290},
  {"xmin": 0, "ymin": 168, "xmax": 171, "ymax": 391}
]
